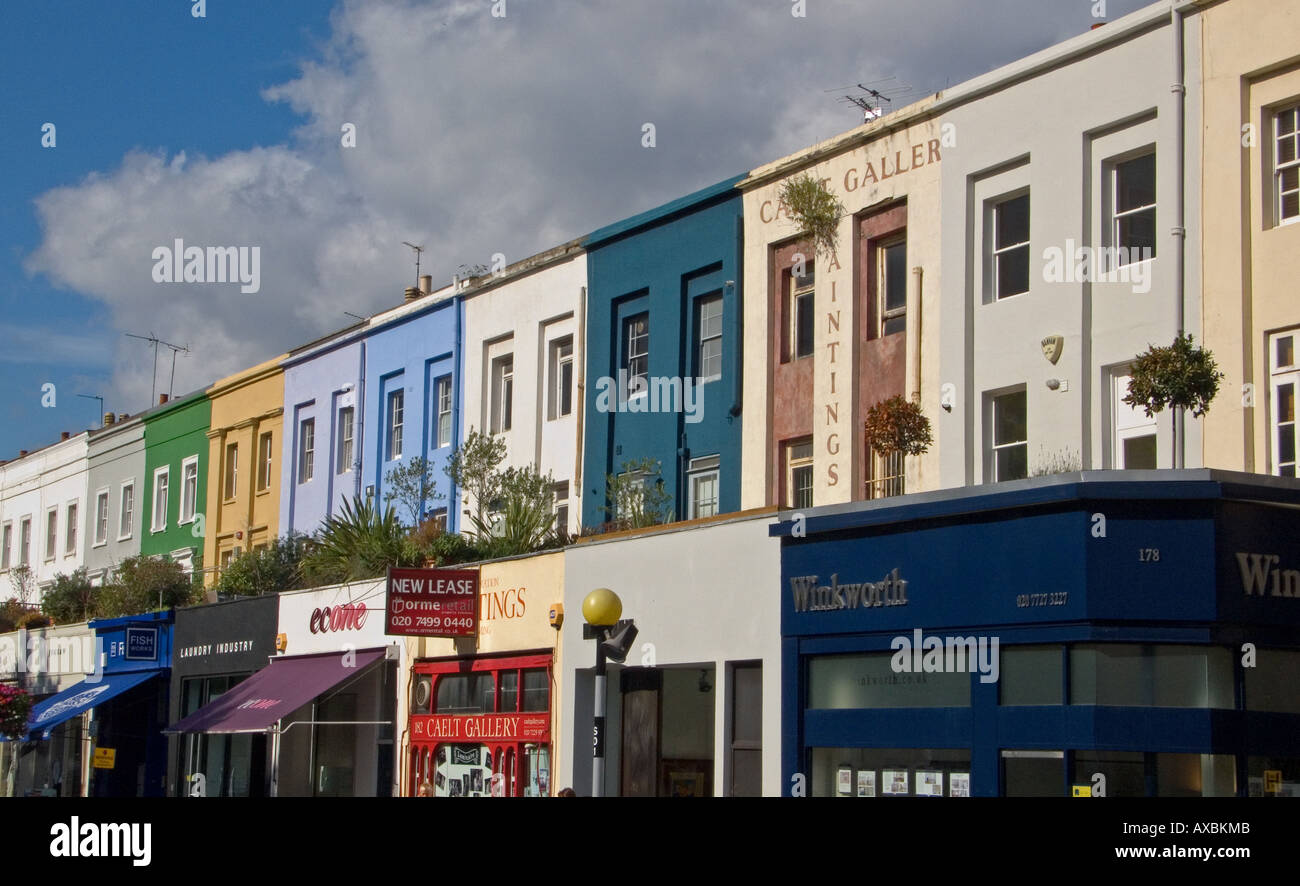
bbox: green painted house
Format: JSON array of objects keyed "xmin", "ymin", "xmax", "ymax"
[{"xmin": 141, "ymin": 391, "xmax": 210, "ymax": 574}]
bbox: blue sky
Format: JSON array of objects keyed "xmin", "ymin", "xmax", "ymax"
[{"xmin": 0, "ymin": 0, "xmax": 1152, "ymax": 458}]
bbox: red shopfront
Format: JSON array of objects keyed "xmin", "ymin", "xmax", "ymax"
[{"xmin": 408, "ymin": 653, "xmax": 552, "ymax": 797}]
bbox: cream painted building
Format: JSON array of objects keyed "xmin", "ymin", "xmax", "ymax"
[
  {"xmin": 457, "ymin": 243, "xmax": 586, "ymax": 535},
  {"xmin": 739, "ymin": 101, "xmax": 945, "ymax": 509},
  {"xmin": 1198, "ymin": 0, "xmax": 1300, "ymax": 477}
]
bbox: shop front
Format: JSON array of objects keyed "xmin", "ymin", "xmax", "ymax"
[
  {"xmin": 169, "ymin": 579, "xmax": 402, "ymax": 797},
  {"xmin": 0, "ymin": 622, "xmax": 97, "ymax": 796},
  {"xmin": 405, "ymin": 551, "xmax": 566, "ymax": 797},
  {"xmin": 166, "ymin": 595, "xmax": 279, "ymax": 797},
  {"xmin": 560, "ymin": 513, "xmax": 782, "ymax": 797},
  {"xmin": 22, "ymin": 611, "xmax": 173, "ymax": 797},
  {"xmin": 776, "ymin": 470, "xmax": 1300, "ymax": 797}
]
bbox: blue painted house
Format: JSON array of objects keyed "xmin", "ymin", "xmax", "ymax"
[
  {"xmin": 580, "ymin": 176, "xmax": 745, "ymax": 528},
  {"xmin": 280, "ymin": 322, "xmax": 368, "ymax": 537},
  {"xmin": 362, "ymin": 290, "xmax": 462, "ymax": 529}
]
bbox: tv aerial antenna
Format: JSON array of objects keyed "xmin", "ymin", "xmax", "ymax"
[
  {"xmin": 401, "ymin": 241, "xmax": 425, "ymax": 288},
  {"xmin": 124, "ymin": 331, "xmax": 190, "ymax": 407},
  {"xmin": 826, "ymin": 77, "xmax": 914, "ymax": 122}
]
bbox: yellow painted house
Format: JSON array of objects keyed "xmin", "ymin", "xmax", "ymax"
[
  {"xmin": 1199, "ymin": 0, "xmax": 1300, "ymax": 476},
  {"xmin": 203, "ymin": 355, "xmax": 288, "ymax": 587}
]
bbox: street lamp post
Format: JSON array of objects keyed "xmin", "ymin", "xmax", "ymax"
[{"xmin": 582, "ymin": 588, "xmax": 636, "ymax": 798}]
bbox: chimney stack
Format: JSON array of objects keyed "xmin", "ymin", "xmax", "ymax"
[
  {"xmin": 61, "ymin": 431, "xmax": 70, "ymax": 441},
  {"xmin": 159, "ymin": 393, "xmax": 169, "ymax": 405},
  {"xmin": 118, "ymin": 413, "xmax": 129, "ymax": 422},
  {"xmin": 404, "ymin": 286, "xmax": 420, "ymax": 303},
  {"xmin": 419, "ymin": 274, "xmax": 432, "ymax": 295},
  {"xmin": 19, "ymin": 450, "xmax": 28, "ymax": 457},
  {"xmin": 103, "ymin": 412, "xmax": 116, "ymax": 427}
]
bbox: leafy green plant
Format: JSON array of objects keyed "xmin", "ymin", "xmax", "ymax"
[
  {"xmin": 444, "ymin": 428, "xmax": 508, "ymax": 537},
  {"xmin": 778, "ymin": 172, "xmax": 845, "ymax": 260},
  {"xmin": 864, "ymin": 395, "xmax": 933, "ymax": 457},
  {"xmin": 97, "ymin": 555, "xmax": 201, "ymax": 618},
  {"xmin": 1123, "ymin": 334, "xmax": 1224, "ymax": 419},
  {"xmin": 214, "ymin": 534, "xmax": 309, "ymax": 597},
  {"xmin": 384, "ymin": 456, "xmax": 444, "ymax": 526},
  {"xmin": 601, "ymin": 458, "xmax": 674, "ymax": 529},
  {"xmin": 41, "ymin": 569, "xmax": 99, "ymax": 623},
  {"xmin": 477, "ymin": 466, "xmax": 558, "ymax": 557},
  {"xmin": 301, "ymin": 496, "xmax": 419, "ymax": 586}
]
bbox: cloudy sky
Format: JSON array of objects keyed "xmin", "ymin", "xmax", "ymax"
[{"xmin": 0, "ymin": 0, "xmax": 1152, "ymax": 456}]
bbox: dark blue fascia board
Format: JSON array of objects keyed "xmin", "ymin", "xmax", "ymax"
[
  {"xmin": 583, "ymin": 174, "xmax": 745, "ymax": 249},
  {"xmin": 769, "ymin": 470, "xmax": 1300, "ymax": 538}
]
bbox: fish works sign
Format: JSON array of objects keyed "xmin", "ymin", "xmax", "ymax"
[{"xmin": 386, "ymin": 567, "xmax": 479, "ymax": 637}]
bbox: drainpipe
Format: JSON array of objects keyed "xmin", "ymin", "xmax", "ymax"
[
  {"xmin": 907, "ymin": 267, "xmax": 923, "ymax": 402},
  {"xmin": 355, "ymin": 340, "xmax": 367, "ymax": 504},
  {"xmin": 1171, "ymin": 0, "xmax": 1187, "ymax": 468},
  {"xmin": 573, "ymin": 285, "xmax": 587, "ymax": 531},
  {"xmin": 450, "ymin": 295, "xmax": 464, "ymax": 532},
  {"xmin": 727, "ymin": 279, "xmax": 742, "ymax": 417}
]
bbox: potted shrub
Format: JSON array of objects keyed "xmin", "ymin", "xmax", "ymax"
[{"xmin": 1123, "ymin": 333, "xmax": 1224, "ymax": 464}]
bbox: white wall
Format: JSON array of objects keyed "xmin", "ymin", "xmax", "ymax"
[
  {"xmin": 460, "ymin": 250, "xmax": 585, "ymax": 533},
  {"xmin": 560, "ymin": 512, "xmax": 782, "ymax": 796},
  {"xmin": 0, "ymin": 435, "xmax": 90, "ymax": 597}
]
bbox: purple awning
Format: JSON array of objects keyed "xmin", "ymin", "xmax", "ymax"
[{"xmin": 166, "ymin": 649, "xmax": 386, "ymax": 734}]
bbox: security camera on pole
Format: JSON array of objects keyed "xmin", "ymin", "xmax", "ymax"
[{"xmin": 582, "ymin": 588, "xmax": 637, "ymax": 798}]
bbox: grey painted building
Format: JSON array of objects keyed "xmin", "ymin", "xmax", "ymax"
[{"xmin": 84, "ymin": 413, "xmax": 146, "ymax": 583}]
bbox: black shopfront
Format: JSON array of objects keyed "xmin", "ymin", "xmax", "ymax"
[{"xmin": 166, "ymin": 595, "xmax": 279, "ymax": 797}]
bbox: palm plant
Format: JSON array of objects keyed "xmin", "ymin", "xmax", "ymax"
[{"xmin": 301, "ymin": 496, "xmax": 420, "ymax": 585}]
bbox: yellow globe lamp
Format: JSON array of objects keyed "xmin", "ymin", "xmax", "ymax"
[{"xmin": 582, "ymin": 588, "xmax": 623, "ymax": 627}]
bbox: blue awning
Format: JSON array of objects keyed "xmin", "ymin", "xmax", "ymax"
[{"xmin": 23, "ymin": 671, "xmax": 159, "ymax": 738}]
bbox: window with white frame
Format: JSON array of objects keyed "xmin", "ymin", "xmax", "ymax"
[
  {"xmin": 490, "ymin": 357, "xmax": 513, "ymax": 434},
  {"xmin": 257, "ymin": 431, "xmax": 273, "ymax": 492},
  {"xmin": 119, "ymin": 482, "xmax": 134, "ymax": 540},
  {"xmin": 300, "ymin": 418, "xmax": 316, "ymax": 482},
  {"xmin": 1112, "ymin": 372, "xmax": 1157, "ymax": 469},
  {"xmin": 436, "ymin": 377, "xmax": 453, "ymax": 446},
  {"xmin": 697, "ymin": 296, "xmax": 723, "ymax": 383},
  {"xmin": 879, "ymin": 237, "xmax": 907, "ymax": 336},
  {"xmin": 1271, "ymin": 329, "xmax": 1298, "ymax": 477},
  {"xmin": 388, "ymin": 389, "xmax": 405, "ymax": 458},
  {"xmin": 688, "ymin": 454, "xmax": 721, "ymax": 519},
  {"xmin": 623, "ymin": 314, "xmax": 649, "ymax": 393},
  {"xmin": 788, "ymin": 265, "xmax": 814, "ymax": 360},
  {"xmin": 152, "ymin": 467, "xmax": 169, "ymax": 532},
  {"xmin": 1110, "ymin": 151, "xmax": 1156, "ymax": 265},
  {"xmin": 990, "ymin": 389, "xmax": 1028, "ymax": 482},
  {"xmin": 992, "ymin": 193, "xmax": 1030, "ymax": 300},
  {"xmin": 182, "ymin": 455, "xmax": 199, "ymax": 523},
  {"xmin": 1276, "ymin": 104, "xmax": 1300, "ymax": 225},
  {"xmin": 94, "ymin": 490, "xmax": 110, "ymax": 546},
  {"xmin": 785, "ymin": 439, "xmax": 813, "ymax": 509},
  {"xmin": 1, "ymin": 522, "xmax": 11, "ymax": 570},
  {"xmin": 65, "ymin": 502, "xmax": 77, "ymax": 555},
  {"xmin": 548, "ymin": 339, "xmax": 573, "ymax": 420},
  {"xmin": 45, "ymin": 508, "xmax": 57, "ymax": 561},
  {"xmin": 553, "ymin": 481, "xmax": 570, "ymax": 536},
  {"xmin": 223, "ymin": 443, "xmax": 238, "ymax": 501},
  {"xmin": 18, "ymin": 517, "xmax": 31, "ymax": 567},
  {"xmin": 337, "ymin": 407, "xmax": 354, "ymax": 473}
]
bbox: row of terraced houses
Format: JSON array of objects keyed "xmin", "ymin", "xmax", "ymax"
[{"xmin": 3, "ymin": 0, "xmax": 1300, "ymax": 798}]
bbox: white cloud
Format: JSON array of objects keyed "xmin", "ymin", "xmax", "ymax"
[{"xmin": 24, "ymin": 0, "xmax": 1148, "ymax": 401}]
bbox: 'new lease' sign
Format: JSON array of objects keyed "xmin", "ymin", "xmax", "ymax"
[{"xmin": 386, "ymin": 567, "xmax": 479, "ymax": 638}]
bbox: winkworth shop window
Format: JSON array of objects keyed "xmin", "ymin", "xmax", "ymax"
[
  {"xmin": 179, "ymin": 675, "xmax": 266, "ymax": 797},
  {"xmin": 409, "ymin": 654, "xmax": 552, "ymax": 797},
  {"xmin": 1068, "ymin": 644, "xmax": 1234, "ymax": 708},
  {"xmin": 999, "ymin": 646, "xmax": 1062, "ymax": 705},
  {"xmin": 810, "ymin": 748, "xmax": 970, "ymax": 798},
  {"xmin": 808, "ymin": 652, "xmax": 971, "ymax": 709},
  {"xmin": 1245, "ymin": 649, "xmax": 1300, "ymax": 713},
  {"xmin": 1247, "ymin": 756, "xmax": 1300, "ymax": 797},
  {"xmin": 1072, "ymin": 751, "xmax": 1236, "ymax": 797}
]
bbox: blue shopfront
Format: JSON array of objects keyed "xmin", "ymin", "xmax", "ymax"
[
  {"xmin": 775, "ymin": 470, "xmax": 1300, "ymax": 798},
  {"xmin": 26, "ymin": 611, "xmax": 173, "ymax": 797}
]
